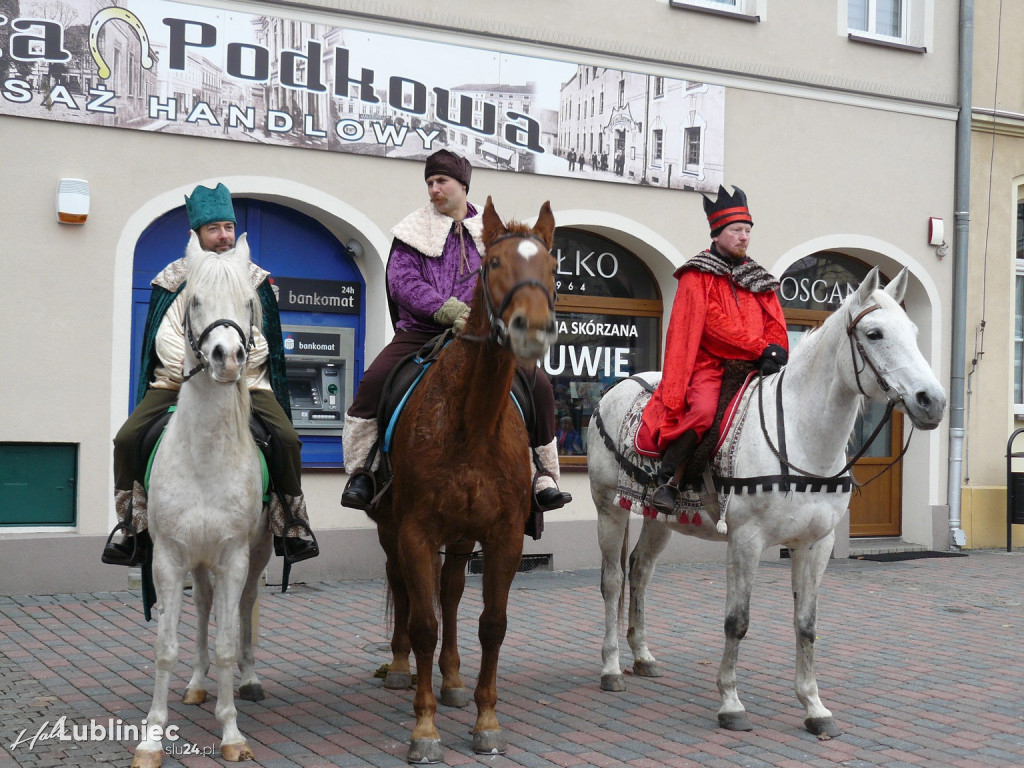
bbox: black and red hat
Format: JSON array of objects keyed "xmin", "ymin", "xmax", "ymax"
[{"xmin": 703, "ymin": 185, "xmax": 753, "ymax": 237}]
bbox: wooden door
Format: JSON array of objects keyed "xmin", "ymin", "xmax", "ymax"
[{"xmin": 786, "ymin": 319, "xmax": 903, "ymax": 537}]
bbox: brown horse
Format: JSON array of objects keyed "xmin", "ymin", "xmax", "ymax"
[{"xmin": 366, "ymin": 197, "xmax": 558, "ymax": 764}]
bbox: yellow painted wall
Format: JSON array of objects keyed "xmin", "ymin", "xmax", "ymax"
[{"xmin": 961, "ymin": 486, "xmax": 1024, "ymax": 549}]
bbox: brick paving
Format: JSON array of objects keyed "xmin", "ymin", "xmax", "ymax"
[{"xmin": 2, "ymin": 550, "xmax": 1024, "ymax": 767}]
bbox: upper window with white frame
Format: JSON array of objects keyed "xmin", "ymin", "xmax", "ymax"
[
  {"xmin": 669, "ymin": 0, "xmax": 764, "ymax": 22},
  {"xmin": 842, "ymin": 0, "xmax": 932, "ymax": 51}
]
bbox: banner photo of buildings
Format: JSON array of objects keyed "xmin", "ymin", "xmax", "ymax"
[{"xmin": 0, "ymin": 0, "xmax": 725, "ymax": 191}]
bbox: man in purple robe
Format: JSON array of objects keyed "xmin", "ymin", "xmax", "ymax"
[{"xmin": 341, "ymin": 149, "xmax": 570, "ymax": 526}]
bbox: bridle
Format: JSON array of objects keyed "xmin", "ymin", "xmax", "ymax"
[
  {"xmin": 756, "ymin": 301, "xmax": 913, "ymax": 483},
  {"xmin": 181, "ymin": 298, "xmax": 255, "ymax": 382},
  {"xmin": 846, "ymin": 304, "xmax": 904, "ymax": 404},
  {"xmin": 459, "ymin": 232, "xmax": 557, "ymax": 348}
]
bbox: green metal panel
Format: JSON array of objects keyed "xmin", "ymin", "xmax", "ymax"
[{"xmin": 0, "ymin": 443, "xmax": 77, "ymax": 526}]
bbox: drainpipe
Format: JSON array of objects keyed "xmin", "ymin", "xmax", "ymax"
[{"xmin": 947, "ymin": 0, "xmax": 973, "ymax": 550}]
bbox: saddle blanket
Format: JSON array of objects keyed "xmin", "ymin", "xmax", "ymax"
[{"xmin": 614, "ymin": 377, "xmax": 755, "ymax": 529}]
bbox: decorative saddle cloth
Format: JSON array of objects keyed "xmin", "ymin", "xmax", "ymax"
[{"xmin": 612, "ymin": 373, "xmax": 756, "ymax": 528}]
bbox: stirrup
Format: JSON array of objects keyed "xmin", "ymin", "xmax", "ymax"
[
  {"xmin": 101, "ymin": 521, "xmax": 143, "ymax": 567},
  {"xmin": 650, "ymin": 483, "xmax": 679, "ymax": 515},
  {"xmin": 275, "ymin": 521, "xmax": 319, "ymax": 565}
]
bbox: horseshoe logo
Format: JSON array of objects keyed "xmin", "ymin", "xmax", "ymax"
[{"xmin": 89, "ymin": 7, "xmax": 154, "ymax": 80}]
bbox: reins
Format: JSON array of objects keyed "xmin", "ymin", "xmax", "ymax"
[{"xmin": 755, "ymin": 302, "xmax": 914, "ymax": 484}]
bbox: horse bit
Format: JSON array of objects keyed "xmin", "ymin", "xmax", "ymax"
[
  {"xmin": 458, "ymin": 232, "xmax": 557, "ymax": 348},
  {"xmin": 182, "ymin": 299, "xmax": 255, "ymax": 382}
]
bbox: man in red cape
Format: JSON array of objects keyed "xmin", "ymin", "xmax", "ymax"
[{"xmin": 640, "ymin": 185, "xmax": 789, "ymax": 514}]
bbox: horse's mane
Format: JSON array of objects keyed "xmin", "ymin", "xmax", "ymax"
[{"xmin": 182, "ymin": 249, "xmax": 262, "ymax": 330}]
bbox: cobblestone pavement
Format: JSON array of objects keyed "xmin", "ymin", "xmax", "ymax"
[{"xmin": 2, "ymin": 550, "xmax": 1023, "ymax": 767}]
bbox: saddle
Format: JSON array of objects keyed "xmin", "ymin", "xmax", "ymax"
[
  {"xmin": 360, "ymin": 330, "xmax": 536, "ymax": 490},
  {"xmin": 130, "ymin": 406, "xmax": 272, "ymax": 495},
  {"xmin": 678, "ymin": 360, "xmax": 757, "ymax": 489}
]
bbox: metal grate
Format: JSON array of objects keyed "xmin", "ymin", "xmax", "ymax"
[{"xmin": 467, "ymin": 553, "xmax": 551, "ymax": 575}]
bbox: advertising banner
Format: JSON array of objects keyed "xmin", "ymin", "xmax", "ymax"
[{"xmin": 1, "ymin": 0, "xmax": 725, "ymax": 190}]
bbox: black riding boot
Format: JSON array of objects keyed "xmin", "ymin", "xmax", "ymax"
[{"xmin": 650, "ymin": 430, "xmax": 699, "ymax": 515}]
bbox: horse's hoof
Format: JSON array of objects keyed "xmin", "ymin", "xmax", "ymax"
[
  {"xmin": 407, "ymin": 737, "xmax": 443, "ymax": 764},
  {"xmin": 239, "ymin": 682, "xmax": 265, "ymax": 701},
  {"xmin": 805, "ymin": 716, "xmax": 841, "ymax": 738},
  {"xmin": 472, "ymin": 729, "xmax": 507, "ymax": 755},
  {"xmin": 221, "ymin": 741, "xmax": 255, "ymax": 762},
  {"xmin": 632, "ymin": 660, "xmax": 662, "ymax": 678},
  {"xmin": 718, "ymin": 710, "xmax": 753, "ymax": 731},
  {"xmin": 131, "ymin": 748, "xmax": 164, "ymax": 768},
  {"xmin": 182, "ymin": 687, "xmax": 207, "ymax": 705},
  {"xmin": 439, "ymin": 686, "xmax": 471, "ymax": 708},
  {"xmin": 600, "ymin": 673, "xmax": 626, "ymax": 692},
  {"xmin": 385, "ymin": 670, "xmax": 413, "ymax": 689}
]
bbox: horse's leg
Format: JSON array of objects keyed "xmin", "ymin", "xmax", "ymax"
[
  {"xmin": 238, "ymin": 531, "xmax": 272, "ymax": 702},
  {"xmin": 627, "ymin": 518, "xmax": 673, "ymax": 679},
  {"xmin": 790, "ymin": 532, "xmax": 841, "ymax": 738},
  {"xmin": 716, "ymin": 536, "xmax": 763, "ymax": 732},
  {"xmin": 183, "ymin": 565, "xmax": 211, "ymax": 705},
  {"xmin": 439, "ymin": 539, "xmax": 473, "ymax": 708},
  {"xmin": 211, "ymin": 547, "xmax": 254, "ymax": 762},
  {"xmin": 598, "ymin": 504, "xmax": 629, "ymax": 691},
  {"xmin": 400, "ymin": 527, "xmax": 444, "ymax": 764},
  {"xmin": 470, "ymin": 535, "xmax": 523, "ymax": 756},
  {"xmin": 377, "ymin": 524, "xmax": 413, "ymax": 690},
  {"xmin": 133, "ymin": 547, "xmax": 185, "ymax": 768}
]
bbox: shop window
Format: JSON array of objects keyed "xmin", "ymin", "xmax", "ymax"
[{"xmin": 545, "ymin": 229, "xmax": 662, "ymax": 465}]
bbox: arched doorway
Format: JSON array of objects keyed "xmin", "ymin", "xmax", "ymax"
[
  {"xmin": 779, "ymin": 253, "xmax": 904, "ymax": 537},
  {"xmin": 131, "ymin": 198, "xmax": 365, "ymax": 468}
]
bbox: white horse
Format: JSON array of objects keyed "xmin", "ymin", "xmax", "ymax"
[
  {"xmin": 133, "ymin": 234, "xmax": 271, "ymax": 767},
  {"xmin": 588, "ymin": 267, "xmax": 946, "ymax": 736}
]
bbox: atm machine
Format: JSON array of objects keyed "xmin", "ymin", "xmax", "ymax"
[{"xmin": 281, "ymin": 325, "xmax": 355, "ymax": 439}]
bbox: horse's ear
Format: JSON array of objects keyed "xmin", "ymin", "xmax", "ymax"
[
  {"xmin": 185, "ymin": 230, "xmax": 203, "ymax": 262},
  {"xmin": 884, "ymin": 267, "xmax": 909, "ymax": 304},
  {"xmin": 533, "ymin": 201, "xmax": 555, "ymax": 249},
  {"xmin": 482, "ymin": 195, "xmax": 505, "ymax": 246},
  {"xmin": 234, "ymin": 232, "xmax": 250, "ymax": 260},
  {"xmin": 854, "ymin": 266, "xmax": 881, "ymax": 309}
]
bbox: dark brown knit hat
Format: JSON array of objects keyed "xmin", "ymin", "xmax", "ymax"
[{"xmin": 424, "ymin": 149, "xmax": 472, "ymax": 191}]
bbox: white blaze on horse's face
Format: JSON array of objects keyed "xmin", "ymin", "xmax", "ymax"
[
  {"xmin": 183, "ymin": 233, "xmax": 256, "ymax": 386},
  {"xmin": 481, "ymin": 197, "xmax": 559, "ymax": 364},
  {"xmin": 846, "ymin": 267, "xmax": 946, "ymax": 430}
]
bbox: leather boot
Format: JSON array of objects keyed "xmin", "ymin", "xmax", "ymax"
[
  {"xmin": 341, "ymin": 414, "xmax": 379, "ymax": 510},
  {"xmin": 650, "ymin": 430, "xmax": 699, "ymax": 515},
  {"xmin": 532, "ymin": 438, "xmax": 572, "ymax": 512}
]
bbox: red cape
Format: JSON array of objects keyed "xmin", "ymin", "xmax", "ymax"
[{"xmin": 640, "ymin": 265, "xmax": 788, "ymax": 453}]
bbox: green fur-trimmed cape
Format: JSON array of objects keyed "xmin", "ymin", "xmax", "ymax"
[{"xmin": 135, "ymin": 278, "xmax": 292, "ymax": 419}]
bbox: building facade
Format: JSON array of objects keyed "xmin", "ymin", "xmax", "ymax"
[
  {"xmin": 0, "ymin": 0, "xmax": 958, "ymax": 594},
  {"xmin": 961, "ymin": 1, "xmax": 1024, "ymax": 549}
]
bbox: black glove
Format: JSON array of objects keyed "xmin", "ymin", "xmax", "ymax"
[{"xmin": 759, "ymin": 344, "xmax": 788, "ymax": 375}]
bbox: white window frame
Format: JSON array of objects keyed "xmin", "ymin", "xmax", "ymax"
[
  {"xmin": 839, "ymin": 0, "xmax": 932, "ymax": 52},
  {"xmin": 669, "ymin": 0, "xmax": 765, "ymax": 22}
]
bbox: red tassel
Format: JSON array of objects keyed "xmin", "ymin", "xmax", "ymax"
[
  {"xmin": 676, "ymin": 510, "xmax": 689, "ymax": 525},
  {"xmin": 692, "ymin": 512, "xmax": 702, "ymax": 526},
  {"xmin": 643, "ymin": 505, "xmax": 656, "ymax": 519},
  {"xmin": 618, "ymin": 496, "xmax": 632, "ymax": 510}
]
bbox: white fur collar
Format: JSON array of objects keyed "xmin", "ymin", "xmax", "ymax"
[
  {"xmin": 152, "ymin": 232, "xmax": 269, "ymax": 291},
  {"xmin": 391, "ymin": 202, "xmax": 485, "ymax": 258}
]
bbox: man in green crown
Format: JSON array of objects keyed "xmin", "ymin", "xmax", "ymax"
[{"xmin": 104, "ymin": 183, "xmax": 318, "ymax": 566}]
